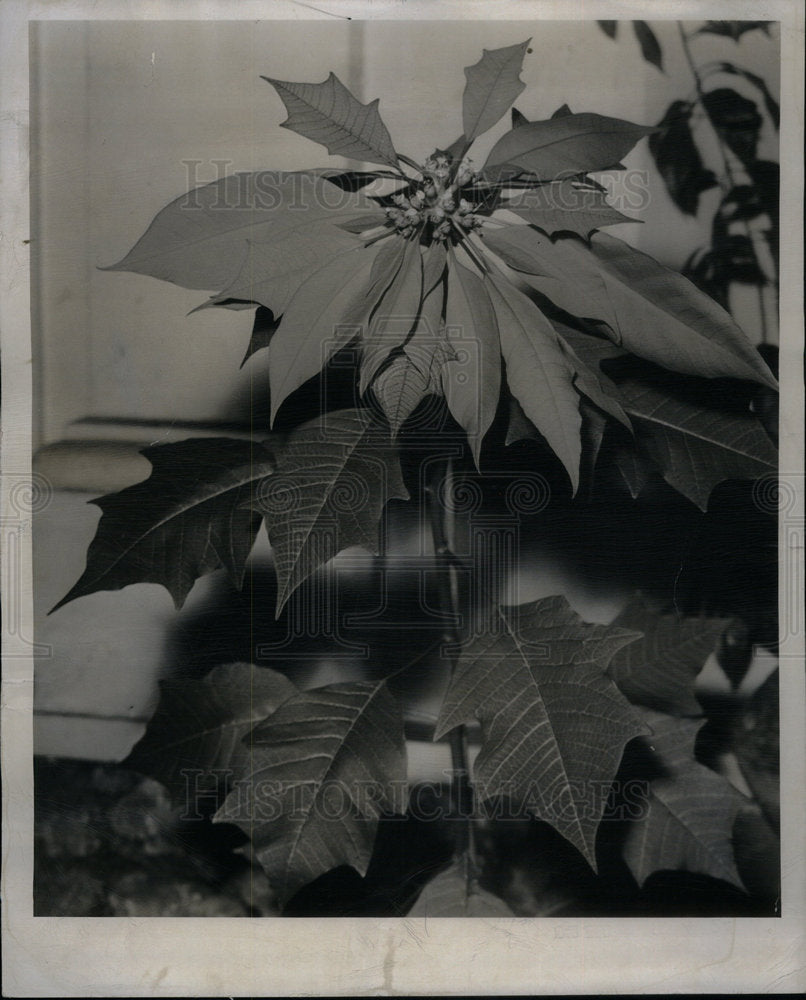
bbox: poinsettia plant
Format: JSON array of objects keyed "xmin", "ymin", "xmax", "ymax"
[{"xmin": 54, "ymin": 39, "xmax": 778, "ymax": 915}]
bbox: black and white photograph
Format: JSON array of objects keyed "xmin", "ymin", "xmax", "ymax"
[{"xmin": 2, "ymin": 1, "xmax": 804, "ymax": 995}]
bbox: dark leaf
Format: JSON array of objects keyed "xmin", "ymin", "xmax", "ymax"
[
  {"xmin": 314, "ymin": 168, "xmax": 398, "ymax": 191},
  {"xmin": 484, "ymin": 226, "xmax": 778, "ymax": 388},
  {"xmin": 649, "ymin": 101, "xmax": 718, "ymax": 214},
  {"xmin": 443, "ymin": 133, "xmax": 470, "ymax": 165},
  {"xmin": 597, "ymin": 21, "xmax": 618, "ymax": 39},
  {"xmin": 551, "ymin": 103, "xmax": 573, "ymax": 119},
  {"xmin": 483, "ymin": 112, "xmax": 656, "ymax": 180},
  {"xmin": 696, "ymin": 21, "xmax": 772, "ymax": 41},
  {"xmin": 242, "ymin": 306, "xmax": 281, "ymax": 366},
  {"xmin": 580, "ymin": 400, "xmax": 608, "ymax": 488},
  {"xmin": 217, "ymin": 680, "xmax": 407, "ymax": 905},
  {"xmin": 435, "ymin": 596, "xmax": 646, "ymax": 867},
  {"xmin": 511, "ymin": 107, "xmax": 529, "ymax": 128},
  {"xmin": 701, "ymin": 88, "xmax": 762, "ymax": 166},
  {"xmin": 409, "ymin": 862, "xmax": 514, "ymax": 916},
  {"xmin": 124, "ymin": 663, "xmax": 296, "ymax": 805},
  {"xmin": 557, "ymin": 326, "xmax": 778, "ymax": 510},
  {"xmin": 623, "ymin": 711, "xmax": 745, "ymax": 890},
  {"xmin": 505, "ymin": 396, "xmax": 540, "ymax": 446},
  {"xmin": 733, "ymin": 670, "xmax": 779, "ymax": 829},
  {"xmin": 254, "ymin": 409, "xmax": 409, "ymax": 614},
  {"xmin": 104, "ymin": 172, "xmax": 379, "ymax": 291},
  {"xmin": 262, "ymin": 72, "xmax": 399, "ymax": 168},
  {"xmin": 613, "ymin": 444, "xmax": 651, "ymax": 498},
  {"xmin": 462, "ymin": 39, "xmax": 530, "ymax": 141},
  {"xmin": 486, "ymin": 273, "xmax": 581, "ymax": 492},
  {"xmin": 709, "ymin": 63, "xmax": 779, "ymax": 129},
  {"xmin": 748, "ymin": 159, "xmax": 780, "ymax": 269},
  {"xmin": 633, "ymin": 21, "xmax": 664, "ymax": 71},
  {"xmin": 608, "ymin": 596, "xmax": 730, "ymax": 715},
  {"xmin": 52, "ymin": 439, "xmax": 275, "ymax": 612}
]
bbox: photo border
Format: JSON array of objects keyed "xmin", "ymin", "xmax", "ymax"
[{"xmin": 2, "ymin": 0, "xmax": 803, "ymax": 995}]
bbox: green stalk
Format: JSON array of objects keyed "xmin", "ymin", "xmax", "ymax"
[{"xmin": 425, "ymin": 454, "xmax": 476, "ymax": 864}]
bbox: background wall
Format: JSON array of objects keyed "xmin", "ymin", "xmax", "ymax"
[{"xmin": 31, "ymin": 19, "xmax": 780, "ymax": 761}]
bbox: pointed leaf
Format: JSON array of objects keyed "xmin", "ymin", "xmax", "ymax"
[
  {"xmin": 420, "ymin": 241, "xmax": 448, "ymax": 299},
  {"xmin": 613, "ymin": 444, "xmax": 651, "ymax": 498},
  {"xmin": 505, "ymin": 178, "xmax": 636, "ymax": 239},
  {"xmin": 559, "ymin": 334, "xmax": 631, "ymax": 431},
  {"xmin": 105, "ymin": 171, "xmax": 378, "ymax": 291},
  {"xmin": 442, "ymin": 133, "xmax": 470, "ymax": 166},
  {"xmin": 263, "ymin": 72, "xmax": 398, "ymax": 168},
  {"xmin": 505, "ymin": 396, "xmax": 540, "ymax": 446},
  {"xmin": 580, "ymin": 400, "xmax": 608, "ymax": 487},
  {"xmin": 557, "ymin": 326, "xmax": 778, "ymax": 510},
  {"xmin": 486, "ymin": 273, "xmax": 581, "ymax": 493},
  {"xmin": 254, "ymin": 409, "xmax": 409, "ymax": 614},
  {"xmin": 242, "ymin": 306, "xmax": 281, "ymax": 366},
  {"xmin": 629, "ymin": 387, "xmax": 777, "ymax": 510},
  {"xmin": 649, "ymin": 101, "xmax": 718, "ymax": 215},
  {"xmin": 597, "ymin": 21, "xmax": 618, "ymax": 39},
  {"xmin": 483, "ymin": 226, "xmax": 778, "ymax": 388},
  {"xmin": 373, "ymin": 247, "xmax": 448, "ymax": 433},
  {"xmin": 633, "ymin": 21, "xmax": 664, "ymax": 72},
  {"xmin": 608, "ymin": 596, "xmax": 730, "ymax": 715},
  {"xmin": 462, "ymin": 39, "xmax": 530, "ymax": 141},
  {"xmin": 590, "ymin": 233, "xmax": 776, "ymax": 386},
  {"xmin": 439, "ymin": 254, "xmax": 501, "ymax": 466},
  {"xmin": 511, "ymin": 107, "xmax": 529, "ymax": 128},
  {"xmin": 436, "ymin": 596, "xmax": 646, "ymax": 867},
  {"xmin": 207, "ymin": 225, "xmax": 362, "ymax": 316},
  {"xmin": 624, "ymin": 711, "xmax": 745, "ymax": 890},
  {"xmin": 268, "ymin": 244, "xmax": 381, "ymax": 422},
  {"xmin": 52, "ymin": 439, "xmax": 275, "ymax": 612},
  {"xmin": 483, "ymin": 112, "xmax": 656, "ymax": 180},
  {"xmin": 360, "ymin": 238, "xmax": 423, "ymax": 394},
  {"xmin": 409, "ymin": 863, "xmax": 515, "ymax": 916},
  {"xmin": 308, "ymin": 167, "xmax": 399, "ymax": 191},
  {"xmin": 216, "ymin": 680, "xmax": 407, "ymax": 904},
  {"xmin": 364, "ymin": 236, "xmax": 408, "ymax": 304},
  {"xmin": 401, "ymin": 248, "xmax": 448, "ymax": 376},
  {"xmin": 372, "ymin": 353, "xmax": 433, "ymax": 435},
  {"xmin": 124, "ymin": 663, "xmax": 297, "ymax": 805}
]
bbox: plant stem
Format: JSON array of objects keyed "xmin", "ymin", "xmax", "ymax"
[
  {"xmin": 425, "ymin": 455, "xmax": 476, "ymax": 864},
  {"xmin": 677, "ymin": 21, "xmax": 774, "ymax": 343}
]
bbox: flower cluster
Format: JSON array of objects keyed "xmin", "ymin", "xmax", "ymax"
[{"xmin": 384, "ymin": 152, "xmax": 484, "ymax": 243}]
